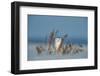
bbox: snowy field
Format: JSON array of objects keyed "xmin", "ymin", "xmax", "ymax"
[{"xmin": 28, "ymin": 43, "xmax": 88, "ymax": 61}]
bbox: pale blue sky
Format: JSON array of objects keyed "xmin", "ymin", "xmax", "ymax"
[{"xmin": 28, "ymin": 15, "xmax": 88, "ymax": 40}]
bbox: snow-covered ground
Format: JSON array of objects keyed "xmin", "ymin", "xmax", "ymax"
[{"xmin": 28, "ymin": 43, "xmax": 88, "ymax": 61}]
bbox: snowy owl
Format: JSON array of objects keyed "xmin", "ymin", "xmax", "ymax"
[{"xmin": 55, "ymin": 38, "xmax": 62, "ymax": 51}]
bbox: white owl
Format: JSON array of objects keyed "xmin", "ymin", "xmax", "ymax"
[{"xmin": 55, "ymin": 38, "xmax": 62, "ymax": 51}]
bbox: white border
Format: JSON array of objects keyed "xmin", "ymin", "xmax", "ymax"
[{"xmin": 20, "ymin": 6, "xmax": 95, "ymax": 70}]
